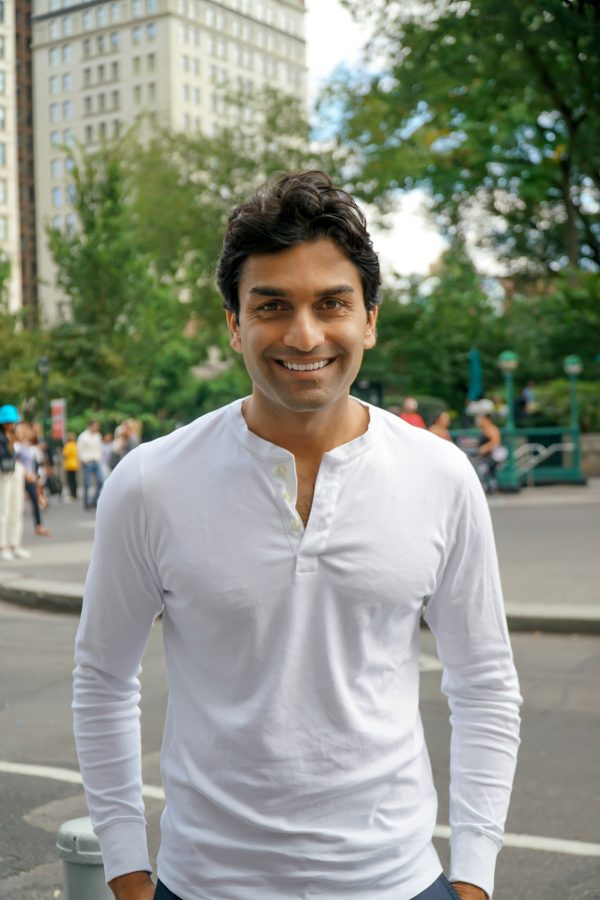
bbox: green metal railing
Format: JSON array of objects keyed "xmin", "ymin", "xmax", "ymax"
[{"xmin": 451, "ymin": 426, "xmax": 586, "ymax": 492}]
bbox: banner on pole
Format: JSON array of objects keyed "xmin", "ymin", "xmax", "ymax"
[{"xmin": 51, "ymin": 398, "xmax": 67, "ymax": 442}]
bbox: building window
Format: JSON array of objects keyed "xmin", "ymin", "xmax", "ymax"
[
  {"xmin": 183, "ymin": 83, "xmax": 190, "ymax": 102},
  {"xmin": 132, "ymin": 26, "xmax": 142, "ymax": 44},
  {"xmin": 63, "ymin": 15, "xmax": 73, "ymax": 36},
  {"xmin": 0, "ymin": 178, "xmax": 6, "ymax": 204},
  {"xmin": 49, "ymin": 47, "xmax": 59, "ymax": 65},
  {"xmin": 147, "ymin": 82, "xmax": 155, "ymax": 101},
  {"xmin": 110, "ymin": 2, "xmax": 120, "ymax": 22},
  {"xmin": 112, "ymin": 90, "xmax": 119, "ymax": 109},
  {"xmin": 84, "ymin": 95, "xmax": 92, "ymax": 114},
  {"xmin": 50, "ymin": 102, "xmax": 61, "ymax": 123},
  {"xmin": 132, "ymin": 56, "xmax": 141, "ymax": 74},
  {"xmin": 65, "ymin": 156, "xmax": 74, "ymax": 173},
  {"xmin": 63, "ymin": 72, "xmax": 73, "ymax": 92},
  {"xmin": 0, "ymin": 216, "xmax": 7, "ymax": 242},
  {"xmin": 133, "ymin": 85, "xmax": 141, "ymax": 104},
  {"xmin": 98, "ymin": 93, "xmax": 105, "ymax": 111},
  {"xmin": 52, "ymin": 215, "xmax": 63, "ymax": 229},
  {"xmin": 63, "ymin": 44, "xmax": 72, "ymax": 63},
  {"xmin": 0, "ymin": 143, "xmax": 5, "ymax": 166},
  {"xmin": 147, "ymin": 53, "xmax": 155, "ymax": 71},
  {"xmin": 67, "ymin": 183, "xmax": 76, "ymax": 204},
  {"xmin": 132, "ymin": 0, "xmax": 142, "ymax": 16},
  {"xmin": 64, "ymin": 128, "xmax": 74, "ymax": 146},
  {"xmin": 83, "ymin": 9, "xmax": 93, "ymax": 28},
  {"xmin": 85, "ymin": 124, "xmax": 93, "ymax": 144},
  {"xmin": 194, "ymin": 86, "xmax": 201, "ymax": 104},
  {"xmin": 52, "ymin": 186, "xmax": 62, "ymax": 208},
  {"xmin": 111, "ymin": 61, "xmax": 119, "ymax": 79},
  {"xmin": 63, "ymin": 100, "xmax": 73, "ymax": 119},
  {"xmin": 111, "ymin": 31, "xmax": 120, "ymax": 49},
  {"xmin": 50, "ymin": 20, "xmax": 60, "ymax": 39},
  {"xmin": 97, "ymin": 6, "xmax": 106, "ymax": 26},
  {"xmin": 83, "ymin": 39, "xmax": 91, "ymax": 58},
  {"xmin": 50, "ymin": 74, "xmax": 60, "ymax": 95},
  {"xmin": 97, "ymin": 35, "xmax": 105, "ymax": 53},
  {"xmin": 84, "ymin": 67, "xmax": 91, "ymax": 86},
  {"xmin": 147, "ymin": 22, "xmax": 156, "ymax": 40},
  {"xmin": 99, "ymin": 122, "xmax": 107, "ymax": 140},
  {"xmin": 98, "ymin": 63, "xmax": 105, "ymax": 81},
  {"xmin": 51, "ymin": 130, "xmax": 60, "ymax": 146},
  {"xmin": 113, "ymin": 119, "xmax": 121, "ymax": 136},
  {"xmin": 51, "ymin": 158, "xmax": 62, "ymax": 179},
  {"xmin": 66, "ymin": 213, "xmax": 77, "ymax": 232},
  {"xmin": 193, "ymin": 58, "xmax": 200, "ymax": 75},
  {"xmin": 147, "ymin": 0, "xmax": 157, "ymax": 11}
]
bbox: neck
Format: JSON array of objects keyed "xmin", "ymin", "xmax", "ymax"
[{"xmin": 242, "ymin": 394, "xmax": 369, "ymax": 462}]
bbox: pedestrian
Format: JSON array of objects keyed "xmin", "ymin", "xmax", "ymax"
[
  {"xmin": 428, "ymin": 409, "xmax": 453, "ymax": 442},
  {"xmin": 73, "ymin": 171, "xmax": 521, "ymax": 900},
  {"xmin": 0, "ymin": 406, "xmax": 31, "ymax": 560},
  {"xmin": 62, "ymin": 432, "xmax": 79, "ymax": 500},
  {"xmin": 399, "ymin": 396, "xmax": 427, "ymax": 428},
  {"xmin": 15, "ymin": 423, "xmax": 51, "ymax": 537},
  {"xmin": 77, "ymin": 419, "xmax": 104, "ymax": 509}
]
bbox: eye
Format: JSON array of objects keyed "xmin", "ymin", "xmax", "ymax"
[
  {"xmin": 320, "ymin": 298, "xmax": 345, "ymax": 310},
  {"xmin": 258, "ymin": 300, "xmax": 283, "ymax": 312}
]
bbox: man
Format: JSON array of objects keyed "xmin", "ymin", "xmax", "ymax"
[
  {"xmin": 74, "ymin": 171, "xmax": 521, "ymax": 900},
  {"xmin": 399, "ymin": 397, "xmax": 426, "ymax": 429},
  {"xmin": 76, "ymin": 419, "xmax": 104, "ymax": 509}
]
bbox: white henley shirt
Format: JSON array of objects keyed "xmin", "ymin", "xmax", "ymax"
[{"xmin": 73, "ymin": 399, "xmax": 521, "ymax": 900}]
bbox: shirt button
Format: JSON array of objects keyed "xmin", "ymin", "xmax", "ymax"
[
  {"xmin": 283, "ymin": 491, "xmax": 291, "ymax": 503},
  {"xmin": 290, "ymin": 519, "xmax": 302, "ymax": 533},
  {"xmin": 276, "ymin": 464, "xmax": 288, "ymax": 477}
]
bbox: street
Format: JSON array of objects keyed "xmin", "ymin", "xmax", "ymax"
[{"xmin": 1, "ymin": 599, "xmax": 599, "ymax": 899}]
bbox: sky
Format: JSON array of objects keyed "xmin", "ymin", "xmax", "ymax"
[{"xmin": 303, "ymin": 0, "xmax": 446, "ymax": 277}]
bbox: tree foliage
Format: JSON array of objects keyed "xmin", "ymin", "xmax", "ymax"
[{"xmin": 330, "ymin": 0, "xmax": 600, "ymax": 273}]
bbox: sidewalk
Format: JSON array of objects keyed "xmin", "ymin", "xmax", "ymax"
[{"xmin": 1, "ymin": 482, "xmax": 598, "ymax": 633}]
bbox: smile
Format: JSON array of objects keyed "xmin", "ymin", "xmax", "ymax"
[{"xmin": 277, "ymin": 359, "xmax": 333, "ymax": 372}]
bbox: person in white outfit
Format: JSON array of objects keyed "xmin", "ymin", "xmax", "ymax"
[
  {"xmin": 77, "ymin": 420, "xmax": 105, "ymax": 509},
  {"xmin": 74, "ymin": 172, "xmax": 521, "ymax": 900},
  {"xmin": 0, "ymin": 406, "xmax": 31, "ymax": 561}
]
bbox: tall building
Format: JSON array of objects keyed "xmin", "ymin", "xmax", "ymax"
[
  {"xmin": 16, "ymin": 0, "xmax": 38, "ymax": 320},
  {"xmin": 31, "ymin": 0, "xmax": 307, "ymax": 321},
  {"xmin": 0, "ymin": 1, "xmax": 24, "ymax": 313}
]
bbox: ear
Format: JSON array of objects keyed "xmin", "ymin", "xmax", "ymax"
[
  {"xmin": 364, "ymin": 306, "xmax": 378, "ymax": 350},
  {"xmin": 225, "ymin": 310, "xmax": 243, "ymax": 354}
]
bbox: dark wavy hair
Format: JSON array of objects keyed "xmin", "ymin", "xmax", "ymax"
[{"xmin": 216, "ymin": 170, "xmax": 382, "ymax": 318}]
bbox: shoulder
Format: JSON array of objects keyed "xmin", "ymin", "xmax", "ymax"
[{"xmin": 373, "ymin": 406, "xmax": 469, "ymax": 479}]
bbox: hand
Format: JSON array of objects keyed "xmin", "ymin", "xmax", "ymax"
[
  {"xmin": 451, "ymin": 882, "xmax": 488, "ymax": 900},
  {"xmin": 109, "ymin": 871, "xmax": 155, "ymax": 900}
]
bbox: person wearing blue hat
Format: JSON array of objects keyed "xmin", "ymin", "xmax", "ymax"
[{"xmin": 0, "ymin": 405, "xmax": 31, "ymax": 562}]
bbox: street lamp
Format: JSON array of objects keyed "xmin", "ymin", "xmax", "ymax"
[
  {"xmin": 37, "ymin": 356, "xmax": 51, "ymax": 442},
  {"xmin": 497, "ymin": 350, "xmax": 520, "ymax": 491},
  {"xmin": 563, "ymin": 354, "xmax": 584, "ymax": 481}
]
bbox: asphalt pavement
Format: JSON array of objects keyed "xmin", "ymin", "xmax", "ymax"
[{"xmin": 0, "ymin": 479, "xmax": 598, "ymax": 633}]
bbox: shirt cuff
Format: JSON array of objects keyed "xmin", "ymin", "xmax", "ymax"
[
  {"xmin": 449, "ymin": 829, "xmax": 499, "ymax": 899},
  {"xmin": 94, "ymin": 819, "xmax": 151, "ymax": 884}
]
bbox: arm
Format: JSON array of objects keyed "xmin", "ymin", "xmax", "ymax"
[
  {"xmin": 108, "ymin": 871, "xmax": 155, "ymax": 900},
  {"xmin": 423, "ymin": 457, "xmax": 522, "ymax": 899},
  {"xmin": 73, "ymin": 448, "xmax": 164, "ymax": 885}
]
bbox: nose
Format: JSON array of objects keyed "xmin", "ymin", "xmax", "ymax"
[{"xmin": 282, "ymin": 308, "xmax": 324, "ymax": 352}]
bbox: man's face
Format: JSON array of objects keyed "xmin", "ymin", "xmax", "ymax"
[{"xmin": 227, "ymin": 238, "xmax": 378, "ymax": 417}]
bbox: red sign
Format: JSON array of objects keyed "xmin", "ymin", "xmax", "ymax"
[{"xmin": 51, "ymin": 398, "xmax": 67, "ymax": 442}]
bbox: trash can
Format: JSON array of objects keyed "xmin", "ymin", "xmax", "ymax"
[{"xmin": 56, "ymin": 817, "xmax": 112, "ymax": 900}]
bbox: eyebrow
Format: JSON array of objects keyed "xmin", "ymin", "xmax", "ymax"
[{"xmin": 248, "ymin": 284, "xmax": 356, "ymax": 299}]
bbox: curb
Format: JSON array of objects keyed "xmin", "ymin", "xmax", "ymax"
[{"xmin": 1, "ymin": 581, "xmax": 600, "ymax": 635}]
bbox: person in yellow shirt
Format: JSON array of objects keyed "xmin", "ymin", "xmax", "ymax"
[{"xmin": 62, "ymin": 432, "xmax": 79, "ymax": 500}]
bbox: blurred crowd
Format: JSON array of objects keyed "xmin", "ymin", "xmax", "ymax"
[{"xmin": 0, "ymin": 406, "xmax": 141, "ymax": 562}]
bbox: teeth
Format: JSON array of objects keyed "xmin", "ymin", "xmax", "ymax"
[{"xmin": 281, "ymin": 360, "xmax": 331, "ymax": 371}]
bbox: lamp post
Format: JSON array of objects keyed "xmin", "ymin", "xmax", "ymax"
[
  {"xmin": 563, "ymin": 354, "xmax": 584, "ymax": 482},
  {"xmin": 497, "ymin": 350, "xmax": 520, "ymax": 491},
  {"xmin": 37, "ymin": 356, "xmax": 51, "ymax": 442}
]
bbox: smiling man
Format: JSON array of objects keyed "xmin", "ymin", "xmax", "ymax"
[{"xmin": 73, "ymin": 172, "xmax": 521, "ymax": 900}]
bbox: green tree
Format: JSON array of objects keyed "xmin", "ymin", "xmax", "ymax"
[
  {"xmin": 47, "ymin": 143, "xmax": 197, "ymax": 423},
  {"xmin": 331, "ymin": 0, "xmax": 600, "ymax": 273}
]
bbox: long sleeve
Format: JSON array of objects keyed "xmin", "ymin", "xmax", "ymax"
[
  {"xmin": 73, "ymin": 448, "xmax": 164, "ymax": 883},
  {"xmin": 423, "ymin": 457, "xmax": 522, "ymax": 899}
]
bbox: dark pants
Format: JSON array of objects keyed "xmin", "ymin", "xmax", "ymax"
[
  {"xmin": 25, "ymin": 481, "xmax": 42, "ymax": 528},
  {"xmin": 153, "ymin": 874, "xmax": 460, "ymax": 900},
  {"xmin": 66, "ymin": 470, "xmax": 78, "ymax": 499}
]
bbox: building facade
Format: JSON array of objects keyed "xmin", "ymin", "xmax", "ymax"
[
  {"xmin": 0, "ymin": 1, "xmax": 24, "ymax": 313},
  {"xmin": 31, "ymin": 0, "xmax": 307, "ymax": 321}
]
